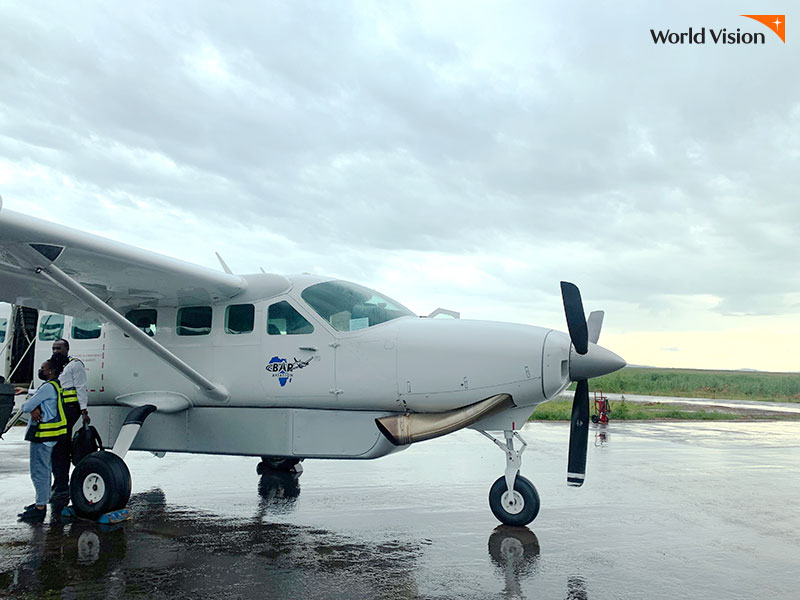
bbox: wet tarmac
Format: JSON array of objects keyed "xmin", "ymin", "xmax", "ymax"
[{"xmin": 2, "ymin": 421, "xmax": 799, "ymax": 599}]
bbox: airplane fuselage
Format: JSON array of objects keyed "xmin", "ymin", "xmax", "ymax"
[{"xmin": 27, "ymin": 273, "xmax": 573, "ymax": 460}]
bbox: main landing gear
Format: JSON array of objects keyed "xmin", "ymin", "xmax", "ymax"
[
  {"xmin": 479, "ymin": 429, "xmax": 540, "ymax": 527},
  {"xmin": 70, "ymin": 451, "xmax": 132, "ymax": 518},
  {"xmin": 69, "ymin": 405, "xmax": 156, "ymax": 520},
  {"xmin": 256, "ymin": 456, "xmax": 302, "ymax": 474}
]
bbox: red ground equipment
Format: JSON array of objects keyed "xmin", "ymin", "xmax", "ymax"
[{"xmin": 591, "ymin": 390, "xmax": 611, "ymax": 424}]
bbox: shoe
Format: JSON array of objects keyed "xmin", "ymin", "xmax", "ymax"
[
  {"xmin": 23, "ymin": 503, "xmax": 36, "ymax": 511},
  {"xmin": 18, "ymin": 506, "xmax": 46, "ymax": 522}
]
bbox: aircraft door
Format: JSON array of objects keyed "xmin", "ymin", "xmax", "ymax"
[{"xmin": 261, "ymin": 299, "xmax": 335, "ymax": 402}]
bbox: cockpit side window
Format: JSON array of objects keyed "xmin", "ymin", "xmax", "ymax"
[
  {"xmin": 301, "ymin": 281, "xmax": 415, "ymax": 332},
  {"xmin": 0, "ymin": 317, "xmax": 6, "ymax": 343},
  {"xmin": 267, "ymin": 301, "xmax": 314, "ymax": 335}
]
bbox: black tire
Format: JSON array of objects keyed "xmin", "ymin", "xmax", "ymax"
[
  {"xmin": 258, "ymin": 456, "xmax": 300, "ymax": 473},
  {"xmin": 591, "ymin": 414, "xmax": 599, "ymax": 424},
  {"xmin": 70, "ymin": 451, "xmax": 131, "ymax": 519},
  {"xmin": 489, "ymin": 475, "xmax": 540, "ymax": 527}
]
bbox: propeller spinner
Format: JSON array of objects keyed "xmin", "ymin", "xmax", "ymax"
[{"xmin": 560, "ymin": 281, "xmax": 625, "ymax": 487}]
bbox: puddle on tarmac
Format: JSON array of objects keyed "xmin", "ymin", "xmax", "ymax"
[{"xmin": 2, "ymin": 423, "xmax": 800, "ymax": 599}]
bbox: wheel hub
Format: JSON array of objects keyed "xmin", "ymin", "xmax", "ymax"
[
  {"xmin": 500, "ymin": 490, "xmax": 525, "ymax": 515},
  {"xmin": 82, "ymin": 473, "xmax": 105, "ymax": 505}
]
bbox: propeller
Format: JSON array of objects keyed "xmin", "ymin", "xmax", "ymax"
[
  {"xmin": 587, "ymin": 310, "xmax": 604, "ymax": 344},
  {"xmin": 567, "ymin": 379, "xmax": 589, "ymax": 487},
  {"xmin": 560, "ymin": 282, "xmax": 588, "ymax": 354},
  {"xmin": 560, "ymin": 282, "xmax": 622, "ymax": 487}
]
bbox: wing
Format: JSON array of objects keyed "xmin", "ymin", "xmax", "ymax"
[{"xmin": 0, "ymin": 207, "xmax": 248, "ymax": 316}]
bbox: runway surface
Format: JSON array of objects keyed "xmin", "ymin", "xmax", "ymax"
[{"xmin": 1, "ymin": 420, "xmax": 799, "ymax": 599}]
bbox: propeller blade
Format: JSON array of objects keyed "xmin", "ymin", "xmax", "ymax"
[
  {"xmin": 560, "ymin": 281, "xmax": 588, "ymax": 355},
  {"xmin": 587, "ymin": 310, "xmax": 604, "ymax": 344},
  {"xmin": 567, "ymin": 379, "xmax": 590, "ymax": 487}
]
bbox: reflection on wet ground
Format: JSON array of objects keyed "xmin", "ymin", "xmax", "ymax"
[
  {"xmin": 2, "ymin": 485, "xmax": 424, "ymax": 599},
  {"xmin": 2, "ymin": 421, "xmax": 800, "ymax": 599},
  {"xmin": 488, "ymin": 526, "xmax": 540, "ymax": 599}
]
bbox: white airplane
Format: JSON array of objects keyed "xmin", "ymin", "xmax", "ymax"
[{"xmin": 0, "ymin": 203, "xmax": 625, "ymax": 526}]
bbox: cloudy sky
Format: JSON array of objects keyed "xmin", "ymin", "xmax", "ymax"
[{"xmin": 1, "ymin": 1, "xmax": 797, "ymax": 371}]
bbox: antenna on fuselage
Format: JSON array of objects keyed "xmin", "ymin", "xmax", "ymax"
[{"xmin": 215, "ymin": 252, "xmax": 233, "ymax": 274}]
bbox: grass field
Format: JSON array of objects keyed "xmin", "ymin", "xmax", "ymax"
[
  {"xmin": 572, "ymin": 366, "xmax": 800, "ymax": 403},
  {"xmin": 528, "ymin": 398, "xmax": 782, "ymax": 421},
  {"xmin": 529, "ymin": 366, "xmax": 800, "ymax": 421}
]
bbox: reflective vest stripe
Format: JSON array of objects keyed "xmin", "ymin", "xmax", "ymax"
[
  {"xmin": 33, "ymin": 381, "xmax": 68, "ymax": 440},
  {"xmin": 63, "ymin": 357, "xmax": 83, "ymax": 403}
]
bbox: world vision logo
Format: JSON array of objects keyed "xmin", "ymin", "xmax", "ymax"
[{"xmin": 650, "ymin": 14, "xmax": 785, "ymax": 45}]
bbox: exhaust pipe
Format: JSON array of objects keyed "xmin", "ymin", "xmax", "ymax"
[{"xmin": 375, "ymin": 393, "xmax": 514, "ymax": 446}]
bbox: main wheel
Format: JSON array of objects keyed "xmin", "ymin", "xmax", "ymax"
[
  {"xmin": 70, "ymin": 451, "xmax": 132, "ymax": 519},
  {"xmin": 489, "ymin": 475, "xmax": 540, "ymax": 526},
  {"xmin": 257, "ymin": 456, "xmax": 300, "ymax": 474}
]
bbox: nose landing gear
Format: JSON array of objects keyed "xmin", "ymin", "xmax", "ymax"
[{"xmin": 479, "ymin": 429, "xmax": 541, "ymax": 526}]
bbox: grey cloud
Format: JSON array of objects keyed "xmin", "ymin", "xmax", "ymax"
[{"xmin": 0, "ymin": 0, "xmax": 798, "ymax": 328}]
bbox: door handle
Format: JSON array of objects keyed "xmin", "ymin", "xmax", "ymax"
[{"xmin": 298, "ymin": 346, "xmax": 318, "ymax": 352}]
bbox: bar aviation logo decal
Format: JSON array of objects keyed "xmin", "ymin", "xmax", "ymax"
[
  {"xmin": 266, "ymin": 355, "xmax": 313, "ymax": 386},
  {"xmin": 650, "ymin": 14, "xmax": 785, "ymax": 45}
]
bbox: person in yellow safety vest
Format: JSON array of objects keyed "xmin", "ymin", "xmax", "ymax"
[
  {"xmin": 50, "ymin": 338, "xmax": 89, "ymax": 503},
  {"xmin": 17, "ymin": 354, "xmax": 69, "ymax": 522}
]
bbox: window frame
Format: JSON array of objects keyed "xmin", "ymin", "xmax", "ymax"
[
  {"xmin": 176, "ymin": 306, "xmax": 213, "ymax": 337},
  {"xmin": 38, "ymin": 313, "xmax": 65, "ymax": 341},
  {"xmin": 124, "ymin": 308, "xmax": 158, "ymax": 337},
  {"xmin": 71, "ymin": 316, "xmax": 103, "ymax": 340},
  {"xmin": 225, "ymin": 303, "xmax": 255, "ymax": 335}
]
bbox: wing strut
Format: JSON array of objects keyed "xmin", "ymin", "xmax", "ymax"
[{"xmin": 35, "ymin": 262, "xmax": 230, "ymax": 403}]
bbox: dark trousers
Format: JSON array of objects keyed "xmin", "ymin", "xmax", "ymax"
[{"xmin": 51, "ymin": 403, "xmax": 80, "ymax": 494}]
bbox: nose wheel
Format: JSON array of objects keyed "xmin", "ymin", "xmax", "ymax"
[
  {"xmin": 479, "ymin": 429, "xmax": 540, "ymax": 526},
  {"xmin": 489, "ymin": 474, "xmax": 540, "ymax": 526}
]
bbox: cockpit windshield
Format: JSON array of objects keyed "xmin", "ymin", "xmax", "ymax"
[{"xmin": 301, "ymin": 280, "xmax": 416, "ymax": 332}]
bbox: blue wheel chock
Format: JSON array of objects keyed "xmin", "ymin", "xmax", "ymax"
[{"xmin": 61, "ymin": 505, "xmax": 131, "ymax": 524}]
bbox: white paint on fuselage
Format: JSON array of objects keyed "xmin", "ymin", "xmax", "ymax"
[{"xmin": 30, "ymin": 273, "xmax": 573, "ymax": 457}]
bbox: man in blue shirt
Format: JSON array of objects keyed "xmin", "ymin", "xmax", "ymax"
[{"xmin": 17, "ymin": 356, "xmax": 68, "ymax": 522}]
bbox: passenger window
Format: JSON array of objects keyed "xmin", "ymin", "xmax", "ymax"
[
  {"xmin": 39, "ymin": 314, "xmax": 64, "ymax": 341},
  {"xmin": 0, "ymin": 317, "xmax": 6, "ymax": 343},
  {"xmin": 125, "ymin": 309, "xmax": 157, "ymax": 337},
  {"xmin": 72, "ymin": 317, "xmax": 102, "ymax": 340},
  {"xmin": 225, "ymin": 304, "xmax": 254, "ymax": 334},
  {"xmin": 177, "ymin": 306, "xmax": 212, "ymax": 336},
  {"xmin": 267, "ymin": 301, "xmax": 314, "ymax": 335}
]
